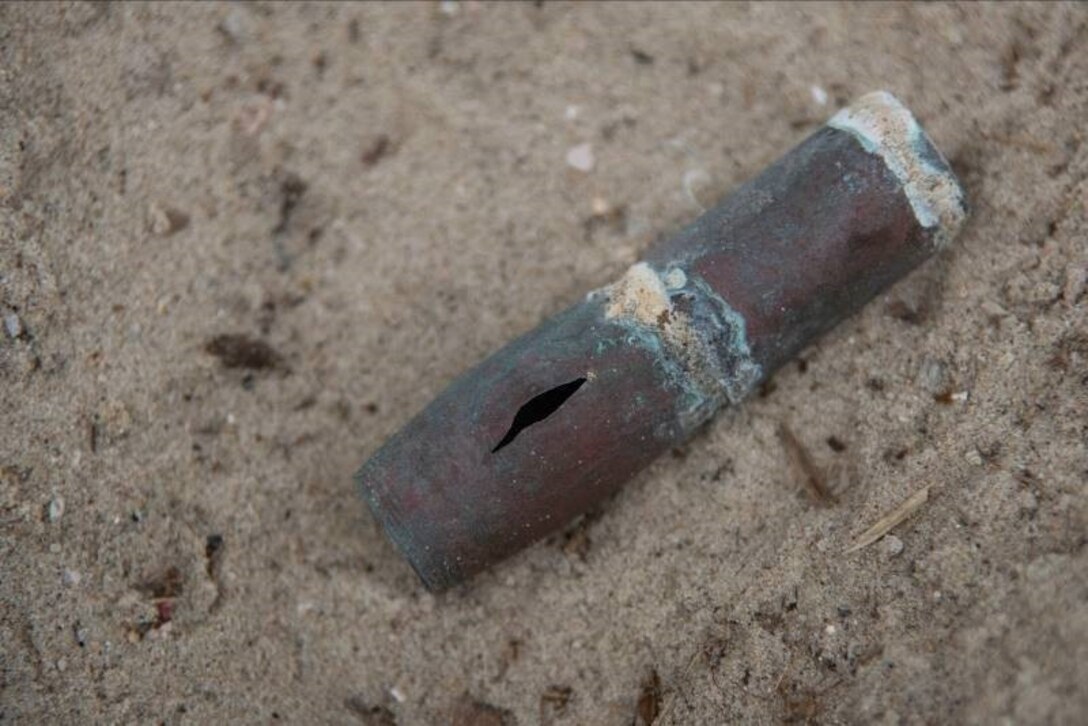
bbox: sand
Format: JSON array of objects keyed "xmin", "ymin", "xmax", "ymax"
[{"xmin": 2, "ymin": 2, "xmax": 1086, "ymax": 723}]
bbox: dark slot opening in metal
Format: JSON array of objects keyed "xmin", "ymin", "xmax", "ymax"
[{"xmin": 491, "ymin": 377, "xmax": 587, "ymax": 453}]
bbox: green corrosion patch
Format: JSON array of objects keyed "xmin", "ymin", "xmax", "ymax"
[{"xmin": 591, "ymin": 261, "xmax": 761, "ymax": 432}]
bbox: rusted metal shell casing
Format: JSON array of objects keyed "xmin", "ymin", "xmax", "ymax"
[{"xmin": 357, "ymin": 92, "xmax": 967, "ymax": 590}]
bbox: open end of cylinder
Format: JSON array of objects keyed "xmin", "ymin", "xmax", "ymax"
[{"xmin": 828, "ymin": 90, "xmax": 967, "ymax": 249}]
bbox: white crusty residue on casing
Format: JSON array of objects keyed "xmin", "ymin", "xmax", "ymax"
[
  {"xmin": 828, "ymin": 90, "xmax": 967, "ymax": 249},
  {"xmin": 602, "ymin": 261, "xmax": 674, "ymax": 328},
  {"xmin": 593, "ymin": 262, "xmax": 762, "ymax": 429}
]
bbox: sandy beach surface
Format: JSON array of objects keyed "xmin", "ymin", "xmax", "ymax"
[{"xmin": 2, "ymin": 2, "xmax": 1086, "ymax": 723}]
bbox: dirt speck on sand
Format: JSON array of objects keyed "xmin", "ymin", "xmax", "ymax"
[
  {"xmin": 204, "ymin": 333, "xmax": 283, "ymax": 370},
  {"xmin": 2, "ymin": 2, "xmax": 1086, "ymax": 723}
]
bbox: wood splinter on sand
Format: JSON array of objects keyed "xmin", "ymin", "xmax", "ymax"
[
  {"xmin": 846, "ymin": 485, "xmax": 932, "ymax": 554},
  {"xmin": 356, "ymin": 91, "xmax": 968, "ymax": 590}
]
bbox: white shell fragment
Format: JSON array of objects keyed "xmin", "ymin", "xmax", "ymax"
[{"xmin": 565, "ymin": 143, "xmax": 596, "ymax": 173}]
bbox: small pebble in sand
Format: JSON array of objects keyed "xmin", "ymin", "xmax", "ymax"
[
  {"xmin": 218, "ymin": 7, "xmax": 251, "ymax": 44},
  {"xmin": 810, "ymin": 85, "xmax": 829, "ymax": 106},
  {"xmin": 47, "ymin": 497, "xmax": 65, "ymax": 522},
  {"xmin": 4, "ymin": 312, "xmax": 23, "ymax": 339},
  {"xmin": 917, "ymin": 356, "xmax": 947, "ymax": 394},
  {"xmin": 883, "ymin": 534, "xmax": 904, "ymax": 557},
  {"xmin": 565, "ymin": 105, "xmax": 580, "ymax": 121},
  {"xmin": 566, "ymin": 143, "xmax": 595, "ymax": 173},
  {"xmin": 234, "ymin": 100, "xmax": 273, "ymax": 137},
  {"xmin": 390, "ymin": 686, "xmax": 406, "ymax": 703},
  {"xmin": 965, "ymin": 448, "xmax": 984, "ymax": 466},
  {"xmin": 63, "ymin": 569, "xmax": 82, "ymax": 586},
  {"xmin": 49, "ymin": 543, "xmax": 61, "ymax": 554},
  {"xmin": 148, "ymin": 203, "xmax": 190, "ymax": 237}
]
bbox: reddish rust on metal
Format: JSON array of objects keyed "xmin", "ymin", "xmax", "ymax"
[{"xmin": 356, "ymin": 91, "xmax": 967, "ymax": 590}]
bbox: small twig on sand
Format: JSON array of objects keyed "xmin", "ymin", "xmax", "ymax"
[
  {"xmin": 846, "ymin": 485, "xmax": 931, "ymax": 553},
  {"xmin": 777, "ymin": 422, "xmax": 835, "ymax": 505}
]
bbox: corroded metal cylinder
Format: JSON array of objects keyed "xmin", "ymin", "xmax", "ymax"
[{"xmin": 356, "ymin": 91, "xmax": 967, "ymax": 590}]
